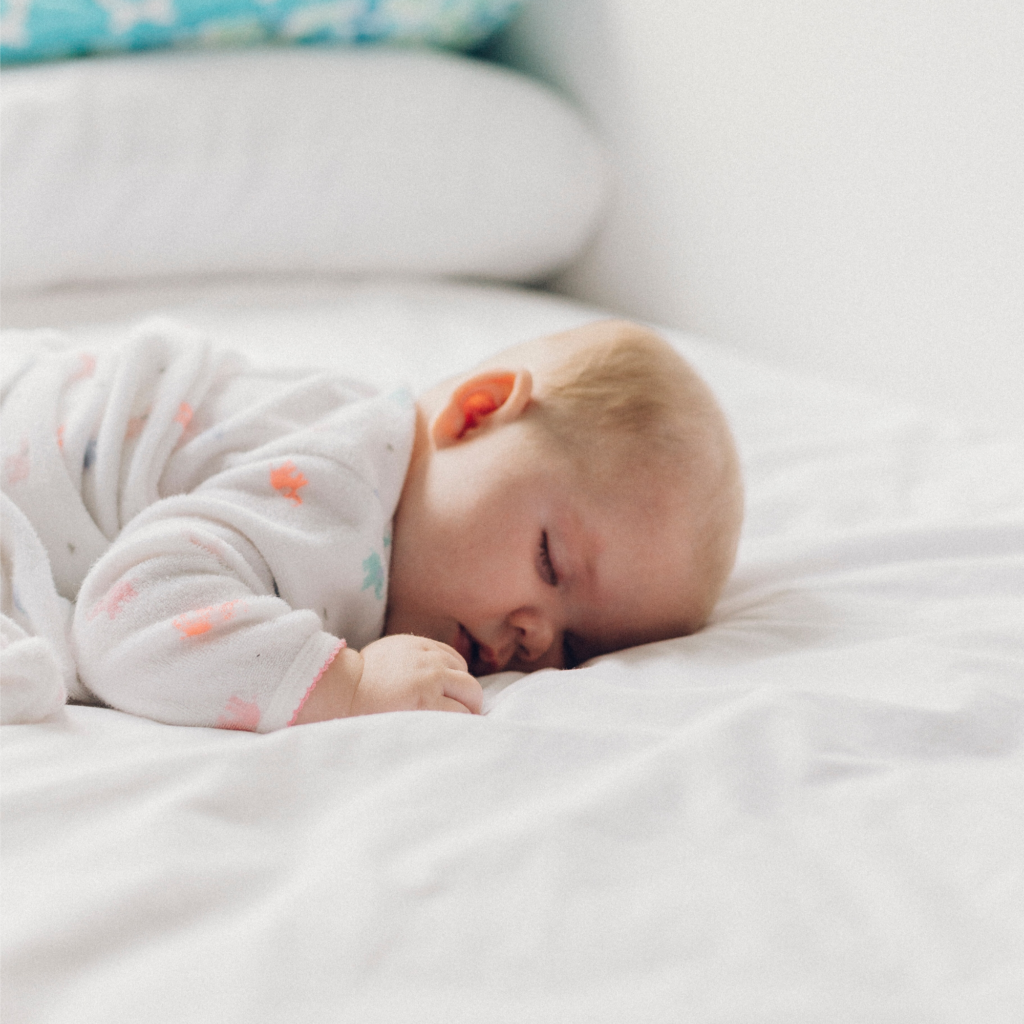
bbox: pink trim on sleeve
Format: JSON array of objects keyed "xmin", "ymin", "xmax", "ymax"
[{"xmin": 287, "ymin": 639, "xmax": 346, "ymax": 727}]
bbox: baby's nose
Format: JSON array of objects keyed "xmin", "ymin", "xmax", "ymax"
[{"xmin": 504, "ymin": 610, "xmax": 561, "ymax": 671}]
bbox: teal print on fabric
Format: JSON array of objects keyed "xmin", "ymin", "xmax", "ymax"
[
  {"xmin": 386, "ymin": 387, "xmax": 414, "ymax": 410},
  {"xmin": 361, "ymin": 551, "xmax": 384, "ymax": 601},
  {"xmin": 1, "ymin": 0, "xmax": 522, "ymax": 65},
  {"xmin": 383, "ymin": 529, "xmax": 391, "ymax": 549}
]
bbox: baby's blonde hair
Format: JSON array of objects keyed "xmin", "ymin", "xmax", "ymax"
[
  {"xmin": 534, "ymin": 324, "xmax": 701, "ymax": 472},
  {"xmin": 527, "ymin": 321, "xmax": 744, "ymax": 626}
]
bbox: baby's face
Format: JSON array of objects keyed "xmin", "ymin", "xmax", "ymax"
[{"xmin": 385, "ymin": 417, "xmax": 702, "ymax": 676}]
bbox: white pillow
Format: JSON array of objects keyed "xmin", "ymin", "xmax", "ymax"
[{"xmin": 0, "ymin": 47, "xmax": 610, "ymax": 291}]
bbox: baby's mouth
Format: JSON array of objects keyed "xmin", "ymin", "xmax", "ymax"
[{"xmin": 457, "ymin": 624, "xmax": 498, "ymax": 677}]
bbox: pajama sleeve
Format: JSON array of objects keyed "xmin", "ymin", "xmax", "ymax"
[
  {"xmin": 71, "ymin": 388, "xmax": 414, "ymax": 732},
  {"xmin": 72, "ymin": 499, "xmax": 346, "ymax": 732}
]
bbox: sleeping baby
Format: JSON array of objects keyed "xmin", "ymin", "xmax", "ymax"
[{"xmin": 0, "ymin": 319, "xmax": 743, "ymax": 729}]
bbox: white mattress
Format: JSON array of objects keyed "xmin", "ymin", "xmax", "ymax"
[{"xmin": 2, "ymin": 278, "xmax": 1022, "ymax": 1023}]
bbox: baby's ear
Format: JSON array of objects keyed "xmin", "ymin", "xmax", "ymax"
[{"xmin": 432, "ymin": 368, "xmax": 533, "ymax": 448}]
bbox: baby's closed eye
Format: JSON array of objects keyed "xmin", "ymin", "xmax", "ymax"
[{"xmin": 537, "ymin": 531, "xmax": 558, "ymax": 586}]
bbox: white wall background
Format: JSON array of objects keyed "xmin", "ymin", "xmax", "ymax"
[{"xmin": 492, "ymin": 0, "xmax": 1024, "ymax": 431}]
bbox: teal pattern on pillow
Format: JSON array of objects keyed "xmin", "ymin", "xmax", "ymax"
[{"xmin": 0, "ymin": 0, "xmax": 521, "ymax": 64}]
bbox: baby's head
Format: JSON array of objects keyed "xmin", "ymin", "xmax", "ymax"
[{"xmin": 385, "ymin": 320, "xmax": 743, "ymax": 675}]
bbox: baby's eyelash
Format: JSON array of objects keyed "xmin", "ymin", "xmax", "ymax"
[{"xmin": 538, "ymin": 531, "xmax": 558, "ymax": 586}]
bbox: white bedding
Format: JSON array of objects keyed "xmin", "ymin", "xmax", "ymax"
[{"xmin": 2, "ymin": 279, "xmax": 1022, "ymax": 1023}]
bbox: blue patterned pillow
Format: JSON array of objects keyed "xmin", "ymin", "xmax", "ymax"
[{"xmin": 0, "ymin": 0, "xmax": 521, "ymax": 64}]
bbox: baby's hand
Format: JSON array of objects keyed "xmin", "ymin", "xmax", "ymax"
[
  {"xmin": 294, "ymin": 634, "xmax": 482, "ymax": 723},
  {"xmin": 352, "ymin": 634, "xmax": 483, "ymax": 716}
]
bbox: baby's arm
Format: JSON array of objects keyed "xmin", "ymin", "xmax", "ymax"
[
  {"xmin": 74, "ymin": 507, "xmax": 339, "ymax": 731},
  {"xmin": 73, "ymin": 499, "xmax": 482, "ymax": 730},
  {"xmin": 293, "ymin": 635, "xmax": 482, "ymax": 723}
]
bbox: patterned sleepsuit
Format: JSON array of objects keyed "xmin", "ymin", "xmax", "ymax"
[{"xmin": 0, "ymin": 320, "xmax": 415, "ymax": 731}]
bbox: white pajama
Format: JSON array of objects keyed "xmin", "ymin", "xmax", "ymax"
[{"xmin": 0, "ymin": 320, "xmax": 415, "ymax": 731}]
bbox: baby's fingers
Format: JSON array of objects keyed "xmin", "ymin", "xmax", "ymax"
[
  {"xmin": 429, "ymin": 640, "xmax": 469, "ymax": 672},
  {"xmin": 443, "ymin": 670, "xmax": 484, "ymax": 715},
  {"xmin": 437, "ymin": 696, "xmax": 474, "ymax": 715}
]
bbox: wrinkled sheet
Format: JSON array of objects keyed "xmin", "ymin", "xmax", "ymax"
[{"xmin": 3, "ymin": 279, "xmax": 1023, "ymax": 1023}]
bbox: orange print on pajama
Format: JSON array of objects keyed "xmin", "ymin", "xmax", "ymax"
[
  {"xmin": 125, "ymin": 415, "xmax": 147, "ymax": 439},
  {"xmin": 174, "ymin": 402, "xmax": 193, "ymax": 428},
  {"xmin": 173, "ymin": 599, "xmax": 242, "ymax": 639},
  {"xmin": 174, "ymin": 608, "xmax": 214, "ymax": 637},
  {"xmin": 217, "ymin": 694, "xmax": 261, "ymax": 732},
  {"xmin": 4, "ymin": 438, "xmax": 31, "ymax": 485},
  {"xmin": 87, "ymin": 580, "xmax": 139, "ymax": 621},
  {"xmin": 270, "ymin": 460, "xmax": 308, "ymax": 505},
  {"xmin": 69, "ymin": 353, "xmax": 96, "ymax": 383}
]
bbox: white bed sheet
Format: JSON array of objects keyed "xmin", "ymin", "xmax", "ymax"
[{"xmin": 2, "ymin": 279, "xmax": 1022, "ymax": 1023}]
